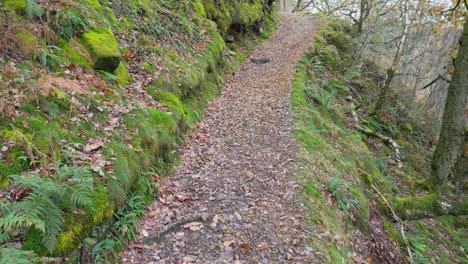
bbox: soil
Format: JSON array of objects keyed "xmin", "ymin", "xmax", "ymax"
[{"xmin": 120, "ymin": 13, "xmax": 322, "ymax": 263}]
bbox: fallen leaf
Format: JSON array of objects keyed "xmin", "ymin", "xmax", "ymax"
[
  {"xmin": 141, "ymin": 229, "xmax": 149, "ymax": 237},
  {"xmin": 223, "ymin": 240, "xmax": 235, "ymax": 247},
  {"xmin": 183, "ymin": 222, "xmax": 204, "ymax": 231},
  {"xmin": 211, "ymin": 214, "xmax": 219, "ymax": 228},
  {"xmin": 257, "ymin": 243, "xmax": 269, "ymax": 249}
]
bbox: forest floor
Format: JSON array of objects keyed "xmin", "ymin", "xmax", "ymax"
[{"xmin": 120, "ymin": 13, "xmax": 322, "ymax": 263}]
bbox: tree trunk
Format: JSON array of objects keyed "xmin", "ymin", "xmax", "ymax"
[
  {"xmin": 357, "ymin": 0, "xmax": 370, "ymax": 34},
  {"xmin": 371, "ymin": 0, "xmax": 409, "ymax": 115},
  {"xmin": 393, "ymin": 15, "xmax": 468, "ymax": 221},
  {"xmin": 372, "ymin": 68, "xmax": 395, "ymax": 115},
  {"xmin": 431, "ymin": 15, "xmax": 468, "ymax": 192}
]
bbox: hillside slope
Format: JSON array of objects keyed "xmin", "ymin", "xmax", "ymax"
[
  {"xmin": 292, "ymin": 19, "xmax": 466, "ymax": 263},
  {"xmin": 0, "ymin": 0, "xmax": 275, "ymax": 261}
]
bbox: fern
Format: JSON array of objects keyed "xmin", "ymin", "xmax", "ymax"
[
  {"xmin": 50, "ymin": 9, "xmax": 91, "ymax": 39},
  {"xmin": 0, "ymin": 166, "xmax": 94, "ymax": 253},
  {"xmin": 96, "ymin": 70, "xmax": 118, "ymax": 82},
  {"xmin": 25, "ymin": 0, "xmax": 43, "ymax": 20},
  {"xmin": 0, "ymin": 247, "xmax": 36, "ymax": 264},
  {"xmin": 0, "ymin": 230, "xmax": 10, "ymax": 244}
]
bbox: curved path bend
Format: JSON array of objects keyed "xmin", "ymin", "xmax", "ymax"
[{"xmin": 121, "ymin": 13, "xmax": 322, "ymax": 263}]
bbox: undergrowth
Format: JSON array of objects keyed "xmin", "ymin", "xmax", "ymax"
[
  {"xmin": 293, "ymin": 19, "xmax": 466, "ymax": 263},
  {"xmin": 0, "ymin": 0, "xmax": 277, "ymax": 262}
]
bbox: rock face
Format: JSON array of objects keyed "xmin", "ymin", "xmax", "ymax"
[
  {"xmin": 80, "ymin": 28, "xmax": 121, "ymax": 72},
  {"xmin": 202, "ymin": 0, "xmax": 273, "ymax": 35}
]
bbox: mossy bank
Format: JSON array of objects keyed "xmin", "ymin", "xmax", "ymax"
[
  {"xmin": 0, "ymin": 0, "xmax": 277, "ymax": 262},
  {"xmin": 293, "ymin": 19, "xmax": 466, "ymax": 263}
]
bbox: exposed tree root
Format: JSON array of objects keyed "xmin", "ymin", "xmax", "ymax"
[
  {"xmin": 391, "ymin": 193, "xmax": 468, "ymax": 221},
  {"xmin": 370, "ymin": 184, "xmax": 413, "ymax": 263},
  {"xmin": 142, "ymin": 217, "xmax": 202, "ymax": 245},
  {"xmin": 347, "ymin": 96, "xmax": 402, "ymax": 168}
]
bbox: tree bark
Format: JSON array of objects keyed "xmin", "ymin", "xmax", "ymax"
[
  {"xmin": 357, "ymin": 0, "xmax": 371, "ymax": 34},
  {"xmin": 371, "ymin": 0, "xmax": 410, "ymax": 115},
  {"xmin": 431, "ymin": 15, "xmax": 468, "ymax": 192},
  {"xmin": 393, "ymin": 15, "xmax": 468, "ymax": 221}
]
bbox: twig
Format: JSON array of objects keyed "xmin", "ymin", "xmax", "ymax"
[
  {"xmin": 142, "ymin": 217, "xmax": 202, "ymax": 244},
  {"xmin": 297, "ymin": 224, "xmax": 314, "ymax": 236},
  {"xmin": 347, "ymin": 97, "xmax": 403, "ymax": 168},
  {"xmin": 370, "ymin": 184, "xmax": 413, "ymax": 264}
]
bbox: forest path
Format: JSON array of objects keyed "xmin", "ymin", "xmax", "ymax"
[{"xmin": 121, "ymin": 13, "xmax": 322, "ymax": 263}]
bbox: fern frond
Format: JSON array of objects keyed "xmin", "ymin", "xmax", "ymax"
[
  {"xmin": 0, "ymin": 230, "xmax": 11, "ymax": 243},
  {"xmin": 0, "ymin": 247, "xmax": 35, "ymax": 264},
  {"xmin": 2, "ymin": 166, "xmax": 95, "ymax": 253},
  {"xmin": 25, "ymin": 0, "xmax": 43, "ymax": 20}
]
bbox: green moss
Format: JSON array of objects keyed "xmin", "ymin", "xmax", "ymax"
[
  {"xmin": 193, "ymin": 0, "xmax": 206, "ymax": 17},
  {"xmin": 59, "ymin": 39, "xmax": 93, "ymax": 68},
  {"xmin": 231, "ymin": 2, "xmax": 263, "ymax": 26},
  {"xmin": 1, "ymin": 0, "xmax": 26, "ymax": 12},
  {"xmin": 115, "ymin": 62, "xmax": 131, "ymax": 86},
  {"xmin": 304, "ymin": 183, "xmax": 321, "ymax": 198},
  {"xmin": 148, "ymin": 88, "xmax": 195, "ymax": 130},
  {"xmin": 0, "ymin": 146, "xmax": 28, "ymax": 179},
  {"xmin": 141, "ymin": 62, "xmax": 156, "ymax": 73},
  {"xmin": 391, "ymin": 194, "xmax": 439, "ymax": 220},
  {"xmin": 80, "ymin": 27, "xmax": 121, "ymax": 72},
  {"xmin": 16, "ymin": 28, "xmax": 39, "ymax": 58},
  {"xmin": 86, "ymin": 0, "xmax": 101, "ymax": 9}
]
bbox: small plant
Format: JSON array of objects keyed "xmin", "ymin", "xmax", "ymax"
[
  {"xmin": 0, "ymin": 247, "xmax": 36, "ymax": 264},
  {"xmin": 91, "ymin": 239, "xmax": 122, "ymax": 264},
  {"xmin": 35, "ymin": 46, "xmax": 64, "ymax": 69},
  {"xmin": 305, "ymin": 83, "xmax": 339, "ymax": 110},
  {"xmin": 25, "ymin": 0, "xmax": 43, "ymax": 20},
  {"xmin": 0, "ymin": 166, "xmax": 94, "ymax": 253},
  {"xmin": 50, "ymin": 9, "xmax": 91, "ymax": 39},
  {"xmin": 96, "ymin": 70, "xmax": 118, "ymax": 82},
  {"xmin": 113, "ymin": 194, "xmax": 146, "ymax": 241},
  {"xmin": 326, "ymin": 177, "xmax": 359, "ymax": 216}
]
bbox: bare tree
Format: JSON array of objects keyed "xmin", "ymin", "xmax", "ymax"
[{"xmin": 371, "ymin": 0, "xmax": 410, "ymax": 115}]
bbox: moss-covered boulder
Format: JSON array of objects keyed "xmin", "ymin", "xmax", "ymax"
[
  {"xmin": 201, "ymin": 0, "xmax": 272, "ymax": 35},
  {"xmin": 80, "ymin": 27, "xmax": 121, "ymax": 72},
  {"xmin": 231, "ymin": 2, "xmax": 263, "ymax": 26}
]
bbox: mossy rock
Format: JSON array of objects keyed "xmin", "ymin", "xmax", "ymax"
[
  {"xmin": 59, "ymin": 39, "xmax": 93, "ymax": 68},
  {"xmin": 231, "ymin": 2, "xmax": 263, "ymax": 26},
  {"xmin": 1, "ymin": 0, "xmax": 26, "ymax": 12},
  {"xmin": 80, "ymin": 28, "xmax": 121, "ymax": 72}
]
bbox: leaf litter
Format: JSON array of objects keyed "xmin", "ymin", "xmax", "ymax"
[{"xmin": 121, "ymin": 14, "xmax": 322, "ymax": 263}]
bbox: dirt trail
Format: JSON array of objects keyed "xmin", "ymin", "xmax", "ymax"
[{"xmin": 121, "ymin": 13, "xmax": 322, "ymax": 263}]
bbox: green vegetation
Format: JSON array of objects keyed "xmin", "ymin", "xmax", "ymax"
[
  {"xmin": 0, "ymin": 0, "xmax": 276, "ymax": 262},
  {"xmin": 293, "ymin": 19, "xmax": 466, "ymax": 263},
  {"xmin": 80, "ymin": 28, "xmax": 122, "ymax": 72}
]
